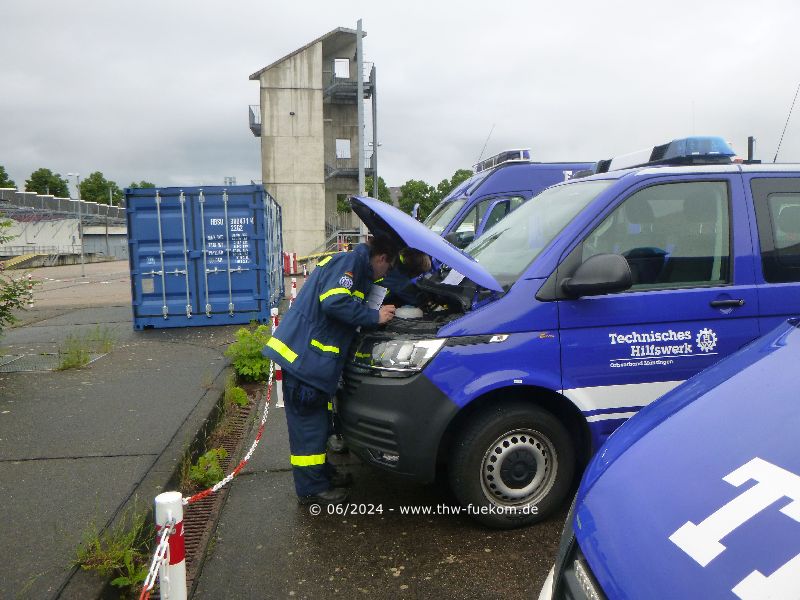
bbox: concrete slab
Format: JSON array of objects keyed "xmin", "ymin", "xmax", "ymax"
[{"xmin": 0, "ymin": 455, "xmax": 153, "ymax": 599}]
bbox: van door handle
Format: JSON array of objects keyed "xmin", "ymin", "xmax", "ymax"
[{"xmin": 710, "ymin": 298, "xmax": 745, "ymax": 308}]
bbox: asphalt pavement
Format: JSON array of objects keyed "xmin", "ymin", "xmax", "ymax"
[
  {"xmin": 1, "ymin": 263, "xmax": 562, "ymax": 599},
  {"xmin": 0, "ymin": 261, "xmax": 240, "ymax": 599}
]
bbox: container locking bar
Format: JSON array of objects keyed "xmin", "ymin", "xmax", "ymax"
[
  {"xmin": 199, "ymin": 190, "xmax": 212, "ymax": 317},
  {"xmin": 223, "ymin": 190, "xmax": 235, "ymax": 316},
  {"xmin": 155, "ymin": 191, "xmax": 168, "ymax": 319},
  {"xmin": 179, "ymin": 191, "xmax": 192, "ymax": 319}
]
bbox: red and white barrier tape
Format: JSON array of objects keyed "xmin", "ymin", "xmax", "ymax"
[
  {"xmin": 138, "ymin": 519, "xmax": 176, "ymax": 600},
  {"xmin": 139, "ymin": 342, "xmax": 277, "ymax": 597},
  {"xmin": 182, "ymin": 361, "xmax": 274, "ymax": 506}
]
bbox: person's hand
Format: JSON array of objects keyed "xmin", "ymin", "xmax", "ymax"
[{"xmin": 378, "ymin": 305, "xmax": 396, "ymax": 324}]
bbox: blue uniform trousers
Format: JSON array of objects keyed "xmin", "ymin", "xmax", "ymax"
[{"xmin": 283, "ymin": 371, "xmax": 332, "ymax": 497}]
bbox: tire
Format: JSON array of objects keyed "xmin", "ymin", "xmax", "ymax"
[{"xmin": 449, "ymin": 402, "xmax": 575, "ymax": 529}]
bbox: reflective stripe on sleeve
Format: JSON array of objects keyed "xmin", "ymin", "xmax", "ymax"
[
  {"xmin": 317, "ymin": 256, "xmax": 332, "ymax": 266},
  {"xmin": 327, "ymin": 401, "xmax": 333, "ymax": 411},
  {"xmin": 373, "ymin": 277, "xmax": 384, "ymax": 283},
  {"xmin": 290, "ymin": 453, "xmax": 326, "ymax": 467},
  {"xmin": 319, "ymin": 287, "xmax": 352, "ymax": 301},
  {"xmin": 310, "ymin": 339, "xmax": 340, "ymax": 354},
  {"xmin": 353, "ymin": 290, "xmax": 365, "ymax": 300},
  {"xmin": 266, "ymin": 336, "xmax": 298, "ymax": 363}
]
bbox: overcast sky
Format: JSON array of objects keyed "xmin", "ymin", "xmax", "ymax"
[{"xmin": 2, "ymin": 0, "xmax": 800, "ymax": 197}]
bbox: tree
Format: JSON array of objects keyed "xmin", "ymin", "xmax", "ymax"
[
  {"xmin": 79, "ymin": 171, "xmax": 123, "ymax": 205},
  {"xmin": 365, "ymin": 175, "xmax": 392, "ymax": 204},
  {"xmin": 129, "ymin": 181, "xmax": 155, "ymax": 189},
  {"xmin": 0, "ymin": 216, "xmax": 36, "ymax": 336},
  {"xmin": 398, "ymin": 179, "xmax": 437, "ymax": 220},
  {"xmin": 0, "ymin": 165, "xmax": 15, "ymax": 189},
  {"xmin": 25, "ymin": 168, "xmax": 69, "ymax": 197}
]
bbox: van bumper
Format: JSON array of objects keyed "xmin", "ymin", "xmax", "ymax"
[{"xmin": 338, "ymin": 367, "xmax": 459, "ymax": 483}]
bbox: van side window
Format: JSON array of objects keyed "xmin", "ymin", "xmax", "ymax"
[
  {"xmin": 752, "ymin": 179, "xmax": 800, "ymax": 282},
  {"xmin": 450, "ymin": 197, "xmax": 496, "ymax": 248},
  {"xmin": 581, "ymin": 181, "xmax": 731, "ymax": 290},
  {"xmin": 483, "ymin": 195, "xmax": 526, "ymax": 231}
]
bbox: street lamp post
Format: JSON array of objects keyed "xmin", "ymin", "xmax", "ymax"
[{"xmin": 67, "ymin": 173, "xmax": 86, "ymax": 277}]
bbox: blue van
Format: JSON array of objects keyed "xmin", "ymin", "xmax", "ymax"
[
  {"xmin": 539, "ymin": 318, "xmax": 800, "ymax": 599},
  {"xmin": 340, "ymin": 136, "xmax": 800, "ymax": 528},
  {"xmin": 423, "ymin": 149, "xmax": 593, "ymax": 249}
]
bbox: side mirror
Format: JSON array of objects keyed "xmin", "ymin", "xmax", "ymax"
[{"xmin": 561, "ymin": 253, "xmax": 632, "ymax": 297}]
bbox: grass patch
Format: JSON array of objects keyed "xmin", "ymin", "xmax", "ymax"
[
  {"xmin": 74, "ymin": 505, "xmax": 153, "ymax": 596},
  {"xmin": 56, "ymin": 326, "xmax": 116, "ymax": 370}
]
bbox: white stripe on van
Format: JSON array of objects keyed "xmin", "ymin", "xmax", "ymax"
[
  {"xmin": 586, "ymin": 411, "xmax": 639, "ymax": 423},
  {"xmin": 561, "ymin": 380, "xmax": 684, "ymax": 414}
]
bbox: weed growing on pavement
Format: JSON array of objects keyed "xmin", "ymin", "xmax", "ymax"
[
  {"xmin": 224, "ymin": 373, "xmax": 249, "ymax": 408},
  {"xmin": 57, "ymin": 326, "xmax": 116, "ymax": 370},
  {"xmin": 57, "ymin": 335, "xmax": 91, "ymax": 370},
  {"xmin": 224, "ymin": 325, "xmax": 272, "ymax": 381},
  {"xmin": 189, "ymin": 447, "xmax": 228, "ymax": 487},
  {"xmin": 74, "ymin": 505, "xmax": 153, "ymax": 595}
]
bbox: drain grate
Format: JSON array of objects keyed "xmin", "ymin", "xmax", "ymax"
[
  {"xmin": 182, "ymin": 388, "xmax": 260, "ymax": 593},
  {"xmin": 0, "ymin": 353, "xmax": 107, "ymax": 372}
]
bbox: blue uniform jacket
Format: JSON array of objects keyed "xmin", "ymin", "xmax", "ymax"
[
  {"xmin": 263, "ymin": 244, "xmax": 379, "ymax": 394},
  {"xmin": 379, "ymin": 268, "xmax": 418, "ymax": 306}
]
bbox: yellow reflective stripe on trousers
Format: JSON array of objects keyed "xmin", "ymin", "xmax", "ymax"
[
  {"xmin": 353, "ymin": 290, "xmax": 365, "ymax": 300},
  {"xmin": 290, "ymin": 453, "xmax": 326, "ymax": 467},
  {"xmin": 319, "ymin": 287, "xmax": 352, "ymax": 301},
  {"xmin": 266, "ymin": 336, "xmax": 298, "ymax": 363},
  {"xmin": 317, "ymin": 256, "xmax": 332, "ymax": 266},
  {"xmin": 310, "ymin": 339, "xmax": 340, "ymax": 354},
  {"xmin": 327, "ymin": 401, "xmax": 333, "ymax": 411}
]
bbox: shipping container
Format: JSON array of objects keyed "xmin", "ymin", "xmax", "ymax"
[{"xmin": 126, "ymin": 185, "xmax": 283, "ymax": 329}]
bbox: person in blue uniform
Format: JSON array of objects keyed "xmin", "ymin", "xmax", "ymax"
[
  {"xmin": 263, "ymin": 235, "xmax": 398, "ymax": 505},
  {"xmin": 378, "ymin": 248, "xmax": 432, "ymax": 307}
]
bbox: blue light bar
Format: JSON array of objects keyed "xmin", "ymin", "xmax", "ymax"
[
  {"xmin": 597, "ymin": 136, "xmax": 736, "ymax": 173},
  {"xmin": 473, "ymin": 148, "xmax": 532, "ymax": 173}
]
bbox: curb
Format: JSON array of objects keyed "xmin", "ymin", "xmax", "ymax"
[{"xmin": 58, "ymin": 363, "xmax": 232, "ymax": 599}]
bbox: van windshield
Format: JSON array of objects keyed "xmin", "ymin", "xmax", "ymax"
[
  {"xmin": 466, "ymin": 180, "xmax": 613, "ymax": 286},
  {"xmin": 424, "ymin": 199, "xmax": 467, "ymax": 233}
]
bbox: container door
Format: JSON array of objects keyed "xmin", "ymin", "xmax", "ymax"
[
  {"xmin": 129, "ymin": 190, "xmax": 197, "ymax": 320},
  {"xmin": 192, "ymin": 188, "xmax": 265, "ymax": 318},
  {"xmin": 557, "ymin": 177, "xmax": 760, "ymax": 445}
]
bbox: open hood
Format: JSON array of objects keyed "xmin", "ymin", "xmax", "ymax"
[{"xmin": 350, "ymin": 196, "xmax": 503, "ymax": 292}]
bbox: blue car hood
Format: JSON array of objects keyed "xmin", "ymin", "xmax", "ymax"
[
  {"xmin": 350, "ymin": 196, "xmax": 503, "ymax": 292},
  {"xmin": 574, "ymin": 319, "xmax": 800, "ymax": 599}
]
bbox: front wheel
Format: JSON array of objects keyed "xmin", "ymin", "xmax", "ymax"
[{"xmin": 449, "ymin": 402, "xmax": 575, "ymax": 529}]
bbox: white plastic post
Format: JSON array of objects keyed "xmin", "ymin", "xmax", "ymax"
[
  {"xmin": 290, "ymin": 277, "xmax": 297, "ymax": 299},
  {"xmin": 302, "ymin": 263, "xmax": 307, "ymax": 280},
  {"xmin": 270, "ymin": 307, "xmax": 284, "ymax": 408},
  {"xmin": 27, "ymin": 273, "xmax": 33, "ymax": 308},
  {"xmin": 154, "ymin": 491, "xmax": 187, "ymax": 600}
]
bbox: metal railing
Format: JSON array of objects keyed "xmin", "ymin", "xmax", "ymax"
[{"xmin": 248, "ymin": 104, "xmax": 261, "ymax": 137}]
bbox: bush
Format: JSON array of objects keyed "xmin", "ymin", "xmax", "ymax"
[
  {"xmin": 224, "ymin": 325, "xmax": 272, "ymax": 381},
  {"xmin": 189, "ymin": 448, "xmax": 228, "ymax": 488},
  {"xmin": 225, "ymin": 385, "xmax": 249, "ymax": 408}
]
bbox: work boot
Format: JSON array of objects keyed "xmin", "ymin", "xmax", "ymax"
[
  {"xmin": 298, "ymin": 487, "xmax": 349, "ymax": 506},
  {"xmin": 329, "ymin": 469, "xmax": 354, "ymax": 488}
]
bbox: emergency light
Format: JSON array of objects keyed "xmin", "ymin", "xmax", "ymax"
[
  {"xmin": 474, "ymin": 148, "xmax": 532, "ymax": 173},
  {"xmin": 596, "ymin": 136, "xmax": 736, "ymax": 173}
]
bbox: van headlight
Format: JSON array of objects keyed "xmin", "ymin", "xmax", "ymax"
[{"xmin": 354, "ymin": 338, "xmax": 446, "ymax": 375}]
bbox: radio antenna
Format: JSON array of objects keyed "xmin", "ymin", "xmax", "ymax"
[
  {"xmin": 477, "ymin": 123, "xmax": 496, "ymax": 163},
  {"xmin": 773, "ymin": 82, "xmax": 800, "ymax": 163}
]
